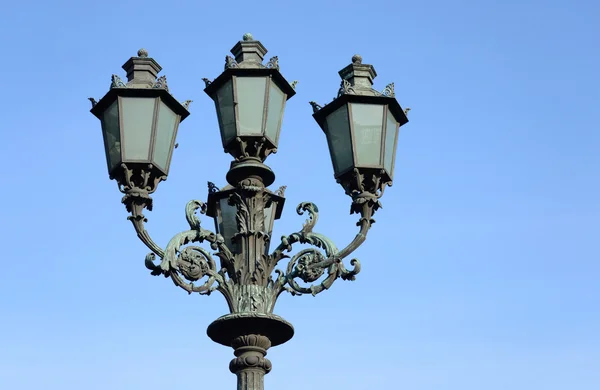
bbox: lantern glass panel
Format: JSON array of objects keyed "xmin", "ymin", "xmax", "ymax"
[
  {"xmin": 121, "ymin": 97, "xmax": 156, "ymax": 161},
  {"xmin": 265, "ymin": 82, "xmax": 285, "ymax": 144},
  {"xmin": 325, "ymin": 105, "xmax": 353, "ymax": 175},
  {"xmin": 153, "ymin": 101, "xmax": 179, "ymax": 172},
  {"xmin": 263, "ymin": 203, "xmax": 276, "ymax": 254},
  {"xmin": 216, "ymin": 79, "xmax": 236, "ymax": 145},
  {"xmin": 236, "ymin": 77, "xmax": 267, "ymax": 136},
  {"xmin": 350, "ymin": 103, "xmax": 384, "ymax": 167},
  {"xmin": 102, "ymin": 100, "xmax": 121, "ymax": 171},
  {"xmin": 218, "ymin": 197, "xmax": 238, "ymax": 250},
  {"xmin": 384, "ymin": 107, "xmax": 399, "ymax": 176}
]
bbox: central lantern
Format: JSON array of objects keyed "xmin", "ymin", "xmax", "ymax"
[{"xmin": 204, "ymin": 34, "xmax": 296, "ymax": 167}]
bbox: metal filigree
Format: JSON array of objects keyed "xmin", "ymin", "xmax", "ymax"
[
  {"xmin": 181, "ymin": 100, "xmax": 192, "ymax": 109},
  {"xmin": 202, "ymin": 78, "xmax": 212, "ymax": 87},
  {"xmin": 339, "ymin": 168, "xmax": 389, "ymax": 207},
  {"xmin": 290, "ymin": 81, "xmax": 298, "ymax": 89},
  {"xmin": 293, "ymin": 250, "xmax": 326, "ymax": 283},
  {"xmin": 110, "ymin": 74, "xmax": 127, "ymax": 89},
  {"xmin": 142, "ymin": 199, "xmax": 234, "ymax": 295},
  {"xmin": 225, "ymin": 55, "xmax": 239, "ymax": 70},
  {"xmin": 382, "ymin": 82, "xmax": 395, "ymax": 97},
  {"xmin": 117, "ymin": 163, "xmax": 166, "ymax": 196},
  {"xmin": 228, "ymin": 137, "xmax": 278, "ymax": 162},
  {"xmin": 88, "ymin": 97, "xmax": 98, "ymax": 108},
  {"xmin": 152, "ymin": 75, "xmax": 169, "ymax": 91},
  {"xmin": 338, "ymin": 79, "xmax": 356, "ymax": 97},
  {"xmin": 266, "ymin": 201, "xmax": 364, "ymax": 297},
  {"xmin": 265, "ymin": 56, "xmax": 279, "ymax": 70},
  {"xmin": 178, "ymin": 246, "xmax": 212, "ymax": 281}
]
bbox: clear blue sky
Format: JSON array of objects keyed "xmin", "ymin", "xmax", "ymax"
[{"xmin": 1, "ymin": 0, "xmax": 598, "ymax": 389}]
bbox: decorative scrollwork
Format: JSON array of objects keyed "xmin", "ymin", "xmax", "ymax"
[
  {"xmin": 145, "ymin": 253, "xmax": 163, "ymax": 275},
  {"xmin": 338, "ymin": 79, "xmax": 356, "ymax": 97},
  {"xmin": 290, "ymin": 80, "xmax": 298, "ymax": 89},
  {"xmin": 117, "ymin": 163, "xmax": 166, "ymax": 195},
  {"xmin": 297, "ymin": 202, "xmax": 318, "ymax": 233},
  {"xmin": 282, "ymin": 248, "xmax": 361, "ymax": 297},
  {"xmin": 177, "ymin": 246, "xmax": 212, "ymax": 282},
  {"xmin": 88, "ymin": 97, "xmax": 98, "ymax": 108},
  {"xmin": 111, "ymin": 74, "xmax": 127, "ymax": 89},
  {"xmin": 382, "ymin": 82, "xmax": 395, "ymax": 97},
  {"xmin": 340, "ymin": 258, "xmax": 361, "ymax": 281},
  {"xmin": 185, "ymin": 200, "xmax": 207, "ymax": 230},
  {"xmin": 146, "ymin": 200, "xmax": 235, "ymax": 295},
  {"xmin": 202, "ymin": 78, "xmax": 212, "ymax": 87},
  {"xmin": 265, "ymin": 56, "xmax": 279, "ymax": 70},
  {"xmin": 292, "ymin": 249, "xmax": 326, "ymax": 283},
  {"xmin": 225, "ymin": 55, "xmax": 239, "ymax": 70},
  {"xmin": 152, "ymin": 75, "xmax": 169, "ymax": 91},
  {"xmin": 267, "ymin": 199, "xmax": 369, "ymax": 297}
]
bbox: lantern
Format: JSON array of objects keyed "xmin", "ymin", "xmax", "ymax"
[{"xmin": 312, "ymin": 54, "xmax": 408, "ymax": 193}]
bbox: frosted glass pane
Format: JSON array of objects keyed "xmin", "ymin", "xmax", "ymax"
[
  {"xmin": 102, "ymin": 100, "xmax": 121, "ymax": 171},
  {"xmin": 325, "ymin": 105, "xmax": 353, "ymax": 175},
  {"xmin": 263, "ymin": 205, "xmax": 275, "ymax": 255},
  {"xmin": 121, "ymin": 97, "xmax": 155, "ymax": 161},
  {"xmin": 351, "ymin": 103, "xmax": 384, "ymax": 166},
  {"xmin": 218, "ymin": 198, "xmax": 238, "ymax": 249},
  {"xmin": 153, "ymin": 101, "xmax": 178, "ymax": 172},
  {"xmin": 265, "ymin": 83, "xmax": 285, "ymax": 144},
  {"xmin": 216, "ymin": 79, "xmax": 236, "ymax": 145},
  {"xmin": 236, "ymin": 77, "xmax": 266, "ymax": 135},
  {"xmin": 384, "ymin": 107, "xmax": 398, "ymax": 176}
]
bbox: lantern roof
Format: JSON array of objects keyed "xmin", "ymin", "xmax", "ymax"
[
  {"xmin": 203, "ymin": 34, "xmax": 297, "ymax": 99},
  {"xmin": 310, "ymin": 54, "xmax": 409, "ymax": 127},
  {"xmin": 89, "ymin": 49, "xmax": 191, "ymax": 121}
]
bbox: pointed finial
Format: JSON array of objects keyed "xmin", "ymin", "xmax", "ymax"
[
  {"xmin": 137, "ymin": 48, "xmax": 148, "ymax": 58},
  {"xmin": 243, "ymin": 33, "xmax": 254, "ymax": 41}
]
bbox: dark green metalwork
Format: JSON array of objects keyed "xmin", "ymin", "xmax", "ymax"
[{"xmin": 90, "ymin": 34, "xmax": 409, "ymax": 390}]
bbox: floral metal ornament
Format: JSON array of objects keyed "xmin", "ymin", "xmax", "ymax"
[
  {"xmin": 151, "ymin": 75, "xmax": 169, "ymax": 91},
  {"xmin": 110, "ymin": 74, "xmax": 127, "ymax": 89}
]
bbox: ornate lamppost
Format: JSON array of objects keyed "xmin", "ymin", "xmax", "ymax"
[{"xmin": 89, "ymin": 33, "xmax": 408, "ymax": 390}]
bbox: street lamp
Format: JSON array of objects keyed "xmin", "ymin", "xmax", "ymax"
[{"xmin": 89, "ymin": 34, "xmax": 409, "ymax": 390}]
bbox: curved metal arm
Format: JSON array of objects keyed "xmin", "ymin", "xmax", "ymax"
[
  {"xmin": 269, "ymin": 197, "xmax": 378, "ymax": 297},
  {"xmin": 269, "ymin": 196, "xmax": 377, "ymax": 269},
  {"xmin": 143, "ymin": 199, "xmax": 235, "ymax": 295},
  {"xmin": 128, "ymin": 213, "xmax": 165, "ymax": 258},
  {"xmin": 310, "ymin": 194, "xmax": 379, "ymax": 270},
  {"xmin": 121, "ymin": 189, "xmax": 165, "ymax": 268}
]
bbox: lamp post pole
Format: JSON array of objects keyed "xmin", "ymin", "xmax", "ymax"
[{"xmin": 89, "ymin": 33, "xmax": 409, "ymax": 390}]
